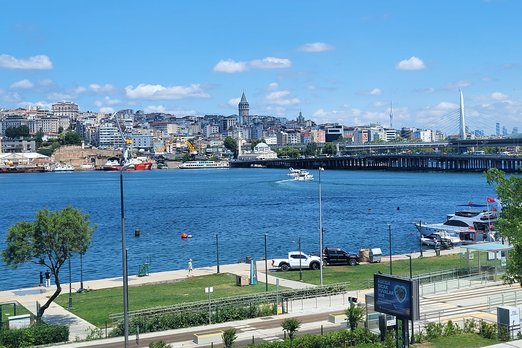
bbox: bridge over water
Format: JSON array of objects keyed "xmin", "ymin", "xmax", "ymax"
[{"xmin": 231, "ymin": 153, "xmax": 522, "ymax": 173}]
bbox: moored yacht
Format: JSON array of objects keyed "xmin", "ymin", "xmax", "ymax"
[{"xmin": 416, "ymin": 203, "xmax": 499, "ymax": 243}]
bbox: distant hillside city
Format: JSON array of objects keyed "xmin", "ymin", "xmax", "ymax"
[{"xmin": 0, "ymin": 93, "xmax": 518, "ymax": 156}]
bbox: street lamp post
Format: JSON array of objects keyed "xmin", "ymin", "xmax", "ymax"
[
  {"xmin": 406, "ymin": 254, "xmax": 415, "ymax": 344},
  {"xmin": 215, "ymin": 234, "xmax": 220, "ymax": 274},
  {"xmin": 68, "ymin": 256, "xmax": 72, "ymax": 309},
  {"xmin": 264, "ymin": 234, "xmax": 268, "ymax": 292},
  {"xmin": 116, "ymin": 112, "xmax": 129, "ymax": 348},
  {"xmin": 79, "ymin": 252, "xmax": 84, "ymax": 292},
  {"xmin": 388, "ymin": 224, "xmax": 392, "ymax": 275},
  {"xmin": 298, "ymin": 237, "xmax": 303, "ymax": 282},
  {"xmin": 318, "ymin": 167, "xmax": 324, "ymax": 286}
]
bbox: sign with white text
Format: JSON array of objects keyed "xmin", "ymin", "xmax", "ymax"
[{"xmin": 374, "ymin": 274, "xmax": 419, "ymax": 320}]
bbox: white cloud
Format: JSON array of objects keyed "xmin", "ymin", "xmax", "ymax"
[
  {"xmin": 213, "ymin": 57, "xmax": 292, "ymax": 73},
  {"xmin": 395, "ymin": 56, "xmax": 425, "ymax": 70},
  {"xmin": 17, "ymin": 101, "xmax": 52, "ymax": 109},
  {"xmin": 47, "ymin": 92, "xmax": 76, "ymax": 101},
  {"xmin": 250, "ymin": 57, "xmax": 291, "ymax": 69},
  {"xmin": 228, "ymin": 98, "xmax": 240, "ymax": 107},
  {"xmin": 94, "ymin": 96, "xmax": 121, "ymax": 107},
  {"xmin": 99, "ymin": 107, "xmax": 114, "ymax": 114},
  {"xmin": 10, "ymin": 79, "xmax": 34, "ymax": 89},
  {"xmin": 213, "ymin": 59, "xmax": 248, "ymax": 73},
  {"xmin": 74, "ymin": 86, "xmax": 87, "ymax": 94},
  {"xmin": 491, "ymin": 92, "xmax": 508, "ymax": 101},
  {"xmin": 38, "ymin": 79, "xmax": 53, "ymax": 87},
  {"xmin": 299, "ymin": 42, "xmax": 334, "ymax": 52},
  {"xmin": 435, "ymin": 102, "xmax": 458, "ymax": 110},
  {"xmin": 446, "ymin": 80, "xmax": 471, "ymax": 89},
  {"xmin": 268, "ymin": 82, "xmax": 279, "ymax": 91},
  {"xmin": 369, "ymin": 88, "xmax": 382, "ymax": 96},
  {"xmin": 0, "ymin": 54, "xmax": 53, "ymax": 70},
  {"xmin": 89, "ymin": 83, "xmax": 114, "ymax": 93},
  {"xmin": 125, "ymin": 83, "xmax": 209, "ymax": 100},
  {"xmin": 265, "ymin": 90, "xmax": 300, "ymax": 106}
]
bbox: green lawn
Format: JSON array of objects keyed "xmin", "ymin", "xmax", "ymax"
[
  {"xmin": 1, "ymin": 303, "xmax": 31, "ymax": 328},
  {"xmin": 415, "ymin": 333, "xmax": 499, "ymax": 347},
  {"xmin": 273, "ymin": 252, "xmax": 499, "ymax": 289},
  {"xmin": 55, "ymin": 273, "xmax": 281, "ymax": 327}
]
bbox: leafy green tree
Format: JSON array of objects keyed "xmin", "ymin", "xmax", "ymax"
[
  {"xmin": 224, "ymin": 136, "xmax": 238, "ymax": 158},
  {"xmin": 322, "ymin": 142, "xmax": 337, "ymax": 156},
  {"xmin": 35, "ymin": 129, "xmax": 44, "ymax": 148},
  {"xmin": 345, "ymin": 302, "xmax": 365, "ymax": 332},
  {"xmin": 486, "ymin": 168, "xmax": 522, "ymax": 282},
  {"xmin": 149, "ymin": 341, "xmax": 171, "ymax": 348},
  {"xmin": 2, "ymin": 207, "xmax": 95, "ymax": 320},
  {"xmin": 276, "ymin": 147, "xmax": 301, "ymax": 158},
  {"xmin": 222, "ymin": 328, "xmax": 237, "ymax": 348},
  {"xmin": 58, "ymin": 126, "xmax": 64, "ymax": 134},
  {"xmin": 304, "ymin": 142, "xmax": 318, "ymax": 157},
  {"xmin": 5, "ymin": 125, "xmax": 30, "ymax": 138},
  {"xmin": 281, "ymin": 318, "xmax": 301, "ymax": 347},
  {"xmin": 62, "ymin": 130, "xmax": 82, "ymax": 145}
]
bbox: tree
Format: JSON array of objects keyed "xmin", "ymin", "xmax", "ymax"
[
  {"xmin": 2, "ymin": 207, "xmax": 95, "ymax": 320},
  {"xmin": 281, "ymin": 318, "xmax": 301, "ymax": 347},
  {"xmin": 224, "ymin": 136, "xmax": 238, "ymax": 158},
  {"xmin": 345, "ymin": 302, "xmax": 365, "ymax": 332},
  {"xmin": 322, "ymin": 143, "xmax": 337, "ymax": 156},
  {"xmin": 222, "ymin": 328, "xmax": 237, "ymax": 348},
  {"xmin": 304, "ymin": 142, "xmax": 318, "ymax": 157},
  {"xmin": 486, "ymin": 168, "xmax": 522, "ymax": 283},
  {"xmin": 61, "ymin": 131, "xmax": 82, "ymax": 146},
  {"xmin": 5, "ymin": 125, "xmax": 30, "ymax": 138}
]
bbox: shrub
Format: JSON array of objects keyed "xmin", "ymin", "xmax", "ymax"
[
  {"xmin": 478, "ymin": 320, "xmax": 497, "ymax": 340},
  {"xmin": 223, "ymin": 328, "xmax": 237, "ymax": 348},
  {"xmin": 463, "ymin": 318, "xmax": 477, "ymax": 333},
  {"xmin": 425, "ymin": 322, "xmax": 444, "ymax": 340},
  {"xmin": 0, "ymin": 323, "xmax": 69, "ymax": 348},
  {"xmin": 443, "ymin": 320, "xmax": 461, "ymax": 336},
  {"xmin": 149, "ymin": 341, "xmax": 172, "ymax": 348}
]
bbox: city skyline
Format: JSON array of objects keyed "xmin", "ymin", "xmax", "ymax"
[{"xmin": 1, "ymin": 1, "xmax": 521, "ymax": 134}]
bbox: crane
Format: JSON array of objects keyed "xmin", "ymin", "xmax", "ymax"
[{"xmin": 186, "ymin": 140, "xmax": 198, "ymax": 159}]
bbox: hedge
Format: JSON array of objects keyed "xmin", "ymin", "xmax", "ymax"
[{"xmin": 0, "ymin": 323, "xmax": 69, "ymax": 348}]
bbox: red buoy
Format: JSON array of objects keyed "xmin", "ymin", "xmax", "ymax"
[{"xmin": 181, "ymin": 233, "xmax": 188, "ymax": 239}]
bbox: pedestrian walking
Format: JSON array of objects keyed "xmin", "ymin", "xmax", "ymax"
[
  {"xmin": 45, "ymin": 270, "xmax": 51, "ymax": 287},
  {"xmin": 187, "ymin": 258, "xmax": 193, "ymax": 277},
  {"xmin": 39, "ymin": 271, "xmax": 43, "ymax": 287}
]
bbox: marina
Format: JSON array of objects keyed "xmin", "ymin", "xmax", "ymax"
[{"xmin": 0, "ymin": 168, "xmax": 499, "ymax": 291}]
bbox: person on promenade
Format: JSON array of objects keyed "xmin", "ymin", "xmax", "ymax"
[
  {"xmin": 187, "ymin": 258, "xmax": 193, "ymax": 277},
  {"xmin": 45, "ymin": 270, "xmax": 51, "ymax": 287},
  {"xmin": 39, "ymin": 271, "xmax": 43, "ymax": 287}
]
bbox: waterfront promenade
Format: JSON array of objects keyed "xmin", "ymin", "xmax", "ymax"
[{"xmin": 1, "ymin": 247, "xmax": 519, "ymax": 347}]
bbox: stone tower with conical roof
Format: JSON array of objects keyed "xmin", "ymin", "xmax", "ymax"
[{"xmin": 238, "ymin": 92, "xmax": 249, "ymax": 126}]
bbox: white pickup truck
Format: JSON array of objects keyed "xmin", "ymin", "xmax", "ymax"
[{"xmin": 271, "ymin": 251, "xmax": 322, "ymax": 272}]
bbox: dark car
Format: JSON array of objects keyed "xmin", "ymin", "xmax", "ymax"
[{"xmin": 322, "ymin": 247, "xmax": 359, "ymax": 266}]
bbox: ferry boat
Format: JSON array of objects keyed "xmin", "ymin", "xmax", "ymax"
[
  {"xmin": 288, "ymin": 168, "xmax": 314, "ymax": 181},
  {"xmin": 99, "ymin": 158, "xmax": 123, "ymax": 171},
  {"xmin": 179, "ymin": 160, "xmax": 229, "ymax": 169}
]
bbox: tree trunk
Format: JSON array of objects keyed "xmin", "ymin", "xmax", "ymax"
[{"xmin": 37, "ymin": 275, "xmax": 62, "ymax": 321}]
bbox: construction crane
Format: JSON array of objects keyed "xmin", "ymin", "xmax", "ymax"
[{"xmin": 186, "ymin": 140, "xmax": 198, "ymax": 159}]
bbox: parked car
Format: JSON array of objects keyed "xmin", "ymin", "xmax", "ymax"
[
  {"xmin": 271, "ymin": 251, "xmax": 322, "ymax": 272},
  {"xmin": 322, "ymin": 247, "xmax": 360, "ymax": 266}
]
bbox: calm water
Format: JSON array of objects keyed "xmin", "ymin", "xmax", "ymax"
[{"xmin": 0, "ymin": 168, "xmax": 497, "ymax": 290}]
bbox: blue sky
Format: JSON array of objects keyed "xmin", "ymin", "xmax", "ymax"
[{"xmin": 1, "ymin": 0, "xmax": 520, "ymax": 134}]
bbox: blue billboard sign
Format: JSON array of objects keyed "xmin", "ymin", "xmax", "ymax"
[{"xmin": 374, "ymin": 274, "xmax": 419, "ymax": 320}]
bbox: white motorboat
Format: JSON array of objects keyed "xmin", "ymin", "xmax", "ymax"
[
  {"xmin": 53, "ymin": 163, "xmax": 75, "ymax": 172},
  {"xmin": 294, "ymin": 170, "xmax": 314, "ymax": 181},
  {"xmin": 420, "ymin": 231, "xmax": 461, "ymax": 248},
  {"xmin": 288, "ymin": 168, "xmax": 314, "ymax": 181}
]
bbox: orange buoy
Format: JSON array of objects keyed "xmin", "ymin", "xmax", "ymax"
[{"xmin": 181, "ymin": 233, "xmax": 188, "ymax": 239}]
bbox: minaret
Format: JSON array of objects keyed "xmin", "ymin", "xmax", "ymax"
[
  {"xmin": 238, "ymin": 92, "xmax": 249, "ymax": 126},
  {"xmin": 459, "ymin": 89, "xmax": 466, "ymax": 140},
  {"xmin": 389, "ymin": 101, "xmax": 393, "ymax": 129}
]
